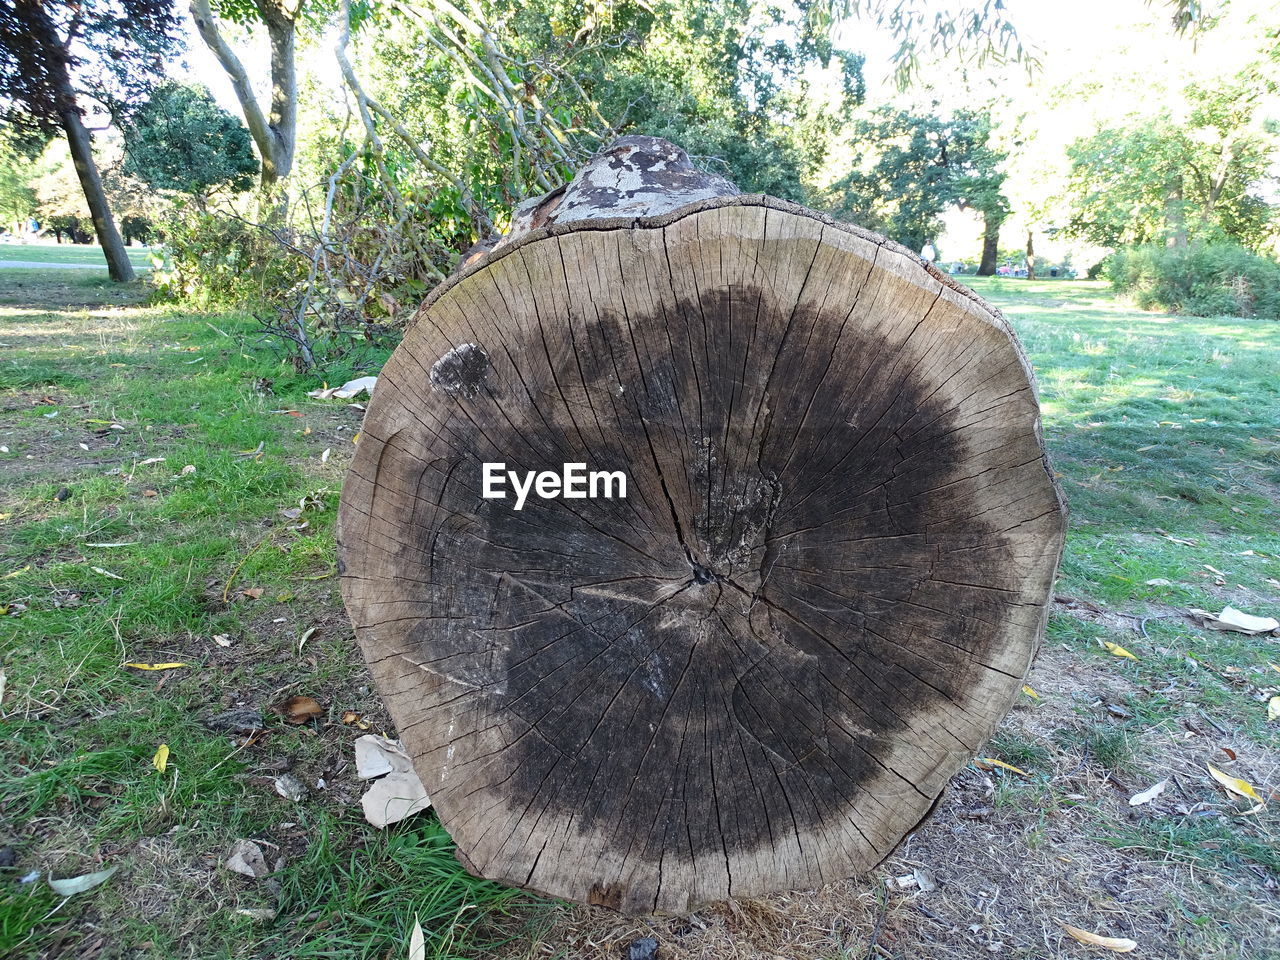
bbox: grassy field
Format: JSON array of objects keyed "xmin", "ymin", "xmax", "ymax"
[
  {"xmin": 0, "ymin": 244, "xmax": 154, "ymax": 268},
  {"xmin": 1, "ymin": 272, "xmax": 1277, "ymax": 959}
]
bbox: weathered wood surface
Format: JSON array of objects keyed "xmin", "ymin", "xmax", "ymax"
[{"xmin": 338, "ymin": 139, "xmax": 1067, "ymax": 915}]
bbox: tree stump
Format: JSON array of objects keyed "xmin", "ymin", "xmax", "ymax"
[{"xmin": 338, "ymin": 136, "xmax": 1067, "ymax": 914}]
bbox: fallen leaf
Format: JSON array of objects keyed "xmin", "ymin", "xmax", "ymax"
[
  {"xmin": 355, "ymin": 735, "xmax": 414, "ymax": 780},
  {"xmin": 1129, "ymin": 779, "xmax": 1167, "ymax": 806},
  {"xmin": 1103, "ymin": 641, "xmax": 1139, "ymax": 660},
  {"xmin": 91, "ymin": 566, "xmax": 126, "ymax": 581},
  {"xmin": 1144, "ymin": 578, "xmax": 1171, "ymax": 586},
  {"xmin": 308, "ymin": 375, "xmax": 377, "ymax": 401},
  {"xmin": 47, "ymin": 866, "xmax": 119, "ymax": 897},
  {"xmin": 123, "ymin": 662, "xmax": 188, "ymax": 671},
  {"xmin": 152, "ymin": 744, "xmax": 169, "ymax": 773},
  {"xmin": 224, "ymin": 839, "xmax": 268, "ymax": 878},
  {"xmin": 298, "ymin": 626, "xmax": 317, "ymax": 653},
  {"xmin": 1021, "ymin": 684, "xmax": 1040, "ymax": 699},
  {"xmin": 1190, "ymin": 606, "xmax": 1278, "ymax": 635},
  {"xmin": 236, "ymin": 907, "xmax": 277, "ymax": 920},
  {"xmin": 321, "ymin": 447, "xmax": 331, "ymax": 463},
  {"xmin": 1059, "ymin": 922, "xmax": 1137, "ymax": 953},
  {"xmin": 362, "ymin": 770, "xmax": 431, "ymax": 828},
  {"xmin": 241, "ymin": 587, "xmax": 264, "ymax": 600},
  {"xmin": 978, "ymin": 758, "xmax": 1030, "ymax": 777},
  {"xmin": 142, "ymin": 489, "xmax": 158, "ymax": 497},
  {"xmin": 1269, "ymin": 697, "xmax": 1280, "ymax": 722},
  {"xmin": 273, "ymin": 695, "xmax": 322, "ymax": 724},
  {"xmin": 180, "ymin": 464, "xmax": 196, "ymax": 476},
  {"xmin": 1206, "ymin": 764, "xmax": 1265, "ymax": 806},
  {"xmin": 213, "ymin": 634, "xmax": 233, "ymax": 647},
  {"xmin": 274, "ymin": 773, "xmax": 307, "ymax": 802},
  {"xmin": 409, "ymin": 914, "xmax": 426, "ymax": 960}
]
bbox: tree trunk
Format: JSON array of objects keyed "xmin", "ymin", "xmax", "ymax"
[
  {"xmin": 1025, "ymin": 229, "xmax": 1036, "ymax": 281},
  {"xmin": 33, "ymin": 4, "xmax": 134, "ymax": 282},
  {"xmin": 1165, "ymin": 178, "xmax": 1188, "ymax": 247},
  {"xmin": 977, "ymin": 211, "xmax": 1000, "ymax": 275},
  {"xmin": 259, "ymin": 1, "xmax": 298, "ymax": 185},
  {"xmin": 189, "ymin": 0, "xmax": 297, "ymax": 186},
  {"xmin": 338, "ymin": 136, "xmax": 1066, "ymax": 915},
  {"xmin": 55, "ymin": 87, "xmax": 133, "ymax": 281}
]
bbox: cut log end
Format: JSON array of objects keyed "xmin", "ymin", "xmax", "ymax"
[{"xmin": 338, "ymin": 139, "xmax": 1066, "ymax": 914}]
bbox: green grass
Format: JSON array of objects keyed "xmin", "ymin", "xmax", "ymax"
[
  {"xmin": 0, "ymin": 243, "xmax": 154, "ymax": 267},
  {"xmin": 1, "ymin": 273, "xmax": 1277, "ymax": 958},
  {"xmin": 0, "ymin": 278, "xmax": 527, "ymax": 958}
]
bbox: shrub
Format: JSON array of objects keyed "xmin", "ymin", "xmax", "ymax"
[
  {"xmin": 151, "ymin": 200, "xmax": 306, "ymax": 311},
  {"xmin": 1106, "ymin": 243, "xmax": 1280, "ymax": 318}
]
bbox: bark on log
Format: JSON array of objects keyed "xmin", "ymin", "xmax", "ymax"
[{"xmin": 338, "ymin": 136, "xmax": 1067, "ymax": 915}]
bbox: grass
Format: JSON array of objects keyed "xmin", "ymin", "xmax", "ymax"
[
  {"xmin": 0, "ymin": 276, "xmax": 525, "ymax": 958},
  {"xmin": 0, "ymin": 242, "xmax": 154, "ymax": 268},
  {"xmin": 0, "ymin": 273, "xmax": 1277, "ymax": 959}
]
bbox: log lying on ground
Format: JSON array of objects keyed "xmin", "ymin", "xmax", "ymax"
[{"xmin": 338, "ymin": 136, "xmax": 1067, "ymax": 915}]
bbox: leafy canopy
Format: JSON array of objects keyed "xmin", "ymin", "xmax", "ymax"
[
  {"xmin": 0, "ymin": 0, "xmax": 182, "ymax": 134},
  {"xmin": 124, "ymin": 83, "xmax": 260, "ymax": 196},
  {"xmin": 834, "ymin": 107, "xmax": 1008, "ymax": 252}
]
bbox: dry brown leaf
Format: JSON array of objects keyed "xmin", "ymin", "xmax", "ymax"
[
  {"xmin": 1059, "ymin": 922, "xmax": 1137, "ymax": 953},
  {"xmin": 241, "ymin": 587, "xmax": 264, "ymax": 600},
  {"xmin": 273, "ymin": 695, "xmax": 323, "ymax": 724}
]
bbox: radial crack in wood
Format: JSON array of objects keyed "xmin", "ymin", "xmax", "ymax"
[{"xmin": 338, "ymin": 137, "xmax": 1066, "ymax": 915}]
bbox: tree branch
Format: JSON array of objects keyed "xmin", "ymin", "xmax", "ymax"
[{"xmin": 188, "ymin": 0, "xmax": 279, "ymax": 176}]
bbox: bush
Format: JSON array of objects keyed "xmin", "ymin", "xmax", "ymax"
[
  {"xmin": 151, "ymin": 200, "xmax": 306, "ymax": 311},
  {"xmin": 1106, "ymin": 243, "xmax": 1280, "ymax": 318}
]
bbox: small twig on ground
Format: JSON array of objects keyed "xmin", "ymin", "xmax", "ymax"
[{"xmin": 865, "ymin": 884, "xmax": 890, "ymax": 960}]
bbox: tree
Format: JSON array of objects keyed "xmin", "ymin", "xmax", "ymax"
[
  {"xmin": 0, "ymin": 0, "xmax": 180, "ymax": 280},
  {"xmin": 945, "ymin": 111, "xmax": 1009, "ymax": 275},
  {"xmin": 189, "ymin": 0, "xmax": 302, "ymax": 186},
  {"xmin": 1063, "ymin": 75, "xmax": 1279, "ymax": 251},
  {"xmin": 124, "ymin": 83, "xmax": 259, "ymax": 197},
  {"xmin": 0, "ymin": 131, "xmax": 36, "ymax": 232},
  {"xmin": 833, "ymin": 107, "xmax": 1009, "ymax": 258}
]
